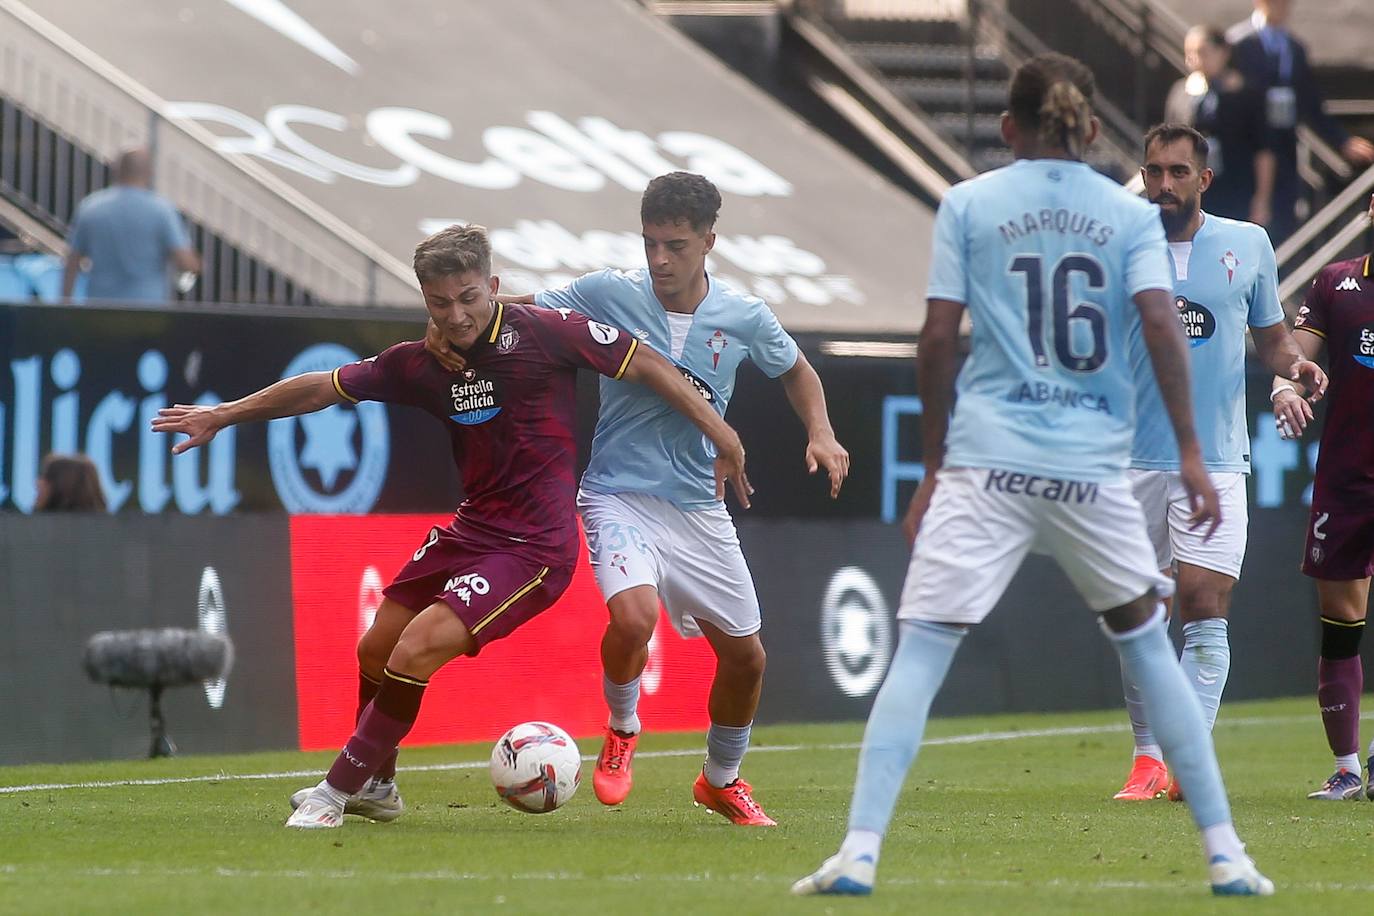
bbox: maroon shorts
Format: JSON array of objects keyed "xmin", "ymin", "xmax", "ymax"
[
  {"xmin": 1301, "ymin": 507, "xmax": 1374, "ymax": 580},
  {"xmin": 383, "ymin": 525, "xmax": 575, "ymax": 652}
]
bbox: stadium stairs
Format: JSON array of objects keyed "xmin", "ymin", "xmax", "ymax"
[{"xmin": 0, "ymin": 1, "xmax": 415, "ymax": 306}]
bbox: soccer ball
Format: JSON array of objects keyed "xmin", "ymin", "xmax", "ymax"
[{"xmin": 489, "ymin": 721, "xmax": 582, "ymax": 813}]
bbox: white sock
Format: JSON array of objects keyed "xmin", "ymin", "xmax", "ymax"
[
  {"xmin": 603, "ymin": 674, "xmax": 642, "ymax": 735},
  {"xmin": 1201, "ymin": 822, "xmax": 1246, "ymax": 863},
  {"xmin": 703, "ymin": 722, "xmax": 751, "ymax": 788},
  {"xmin": 840, "ymin": 829, "xmax": 882, "ymax": 865},
  {"xmin": 1335, "ymin": 752, "xmax": 1361, "ymax": 774},
  {"xmin": 317, "ymin": 779, "xmax": 351, "ymax": 806}
]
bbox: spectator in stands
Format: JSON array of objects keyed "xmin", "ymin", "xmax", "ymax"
[
  {"xmin": 1165, "ymin": 25, "xmax": 1276, "ymax": 229},
  {"xmin": 34, "ymin": 454, "xmax": 106, "ymax": 512},
  {"xmin": 61, "ymin": 147, "xmax": 200, "ymax": 303},
  {"xmin": 1227, "ymin": 0, "xmax": 1374, "ymax": 244}
]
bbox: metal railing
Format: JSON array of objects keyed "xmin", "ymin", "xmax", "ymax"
[{"xmin": 0, "ymin": 0, "xmax": 417, "ymax": 306}]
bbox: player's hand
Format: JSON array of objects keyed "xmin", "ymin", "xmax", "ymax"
[
  {"xmin": 1272, "ymin": 386, "xmax": 1314, "ymax": 440},
  {"xmin": 901, "ymin": 472, "xmax": 939, "ymax": 548},
  {"xmin": 1179, "ymin": 457, "xmax": 1222, "ymax": 539},
  {"xmin": 805, "ymin": 432, "xmax": 850, "ymax": 498},
  {"xmin": 151, "ymin": 404, "xmax": 224, "ymax": 454},
  {"xmin": 424, "ymin": 318, "xmax": 468, "ymax": 373},
  {"xmin": 1291, "ymin": 359, "xmax": 1327, "ymax": 403},
  {"xmin": 713, "ymin": 436, "xmax": 752, "ymax": 509}
]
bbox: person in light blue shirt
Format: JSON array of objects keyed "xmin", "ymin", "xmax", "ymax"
[
  {"xmin": 427, "ymin": 172, "xmax": 849, "ymax": 825},
  {"xmin": 62, "ymin": 147, "xmax": 199, "ymax": 303},
  {"xmin": 1113, "ymin": 124, "xmax": 1325, "ymax": 802},
  {"xmin": 795, "ymin": 54, "xmax": 1275, "ymax": 899}
]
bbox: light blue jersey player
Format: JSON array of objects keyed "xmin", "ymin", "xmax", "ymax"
[
  {"xmin": 1113, "ymin": 126, "xmax": 1325, "ymax": 803},
  {"xmin": 795, "ymin": 55, "xmax": 1274, "ymax": 899},
  {"xmin": 431, "ymin": 173, "xmax": 850, "ymax": 824},
  {"xmin": 537, "ymin": 266, "xmax": 797, "ymax": 509}
]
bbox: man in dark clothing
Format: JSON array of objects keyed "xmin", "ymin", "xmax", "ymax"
[{"xmin": 1227, "ymin": 0, "xmax": 1374, "ymax": 244}]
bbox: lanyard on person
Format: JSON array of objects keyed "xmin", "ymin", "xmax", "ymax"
[{"xmin": 1261, "ymin": 27, "xmax": 1292, "ymax": 84}]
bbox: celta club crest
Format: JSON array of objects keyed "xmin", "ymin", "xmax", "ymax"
[
  {"xmin": 1220, "ymin": 250, "xmax": 1240, "ymax": 284},
  {"xmin": 610, "ymin": 552, "xmax": 628, "ymax": 576},
  {"xmin": 706, "ymin": 329, "xmax": 728, "ymax": 370}
]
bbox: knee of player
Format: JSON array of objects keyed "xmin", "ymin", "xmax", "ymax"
[
  {"xmin": 607, "ymin": 593, "xmax": 660, "ymax": 644},
  {"xmin": 356, "ymin": 631, "xmax": 392, "ymax": 675},
  {"xmin": 720, "ymin": 638, "xmax": 767, "ymax": 679}
]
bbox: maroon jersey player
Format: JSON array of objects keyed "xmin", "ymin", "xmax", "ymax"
[
  {"xmin": 152, "ymin": 224, "xmax": 749, "ymax": 829},
  {"xmin": 1272, "ymin": 192, "xmax": 1374, "ymax": 800}
]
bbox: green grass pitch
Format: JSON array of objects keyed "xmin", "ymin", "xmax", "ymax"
[{"xmin": 2, "ymin": 697, "xmax": 1371, "ymax": 914}]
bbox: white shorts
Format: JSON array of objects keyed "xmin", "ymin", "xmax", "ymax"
[
  {"xmin": 577, "ymin": 489, "xmax": 761, "ymax": 639},
  {"xmin": 898, "ymin": 467, "xmax": 1173, "ymax": 625},
  {"xmin": 1127, "ymin": 469, "xmax": 1248, "ymax": 579}
]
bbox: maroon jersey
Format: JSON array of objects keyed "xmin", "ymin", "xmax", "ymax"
[
  {"xmin": 333, "ymin": 302, "xmax": 640, "ymax": 565},
  {"xmin": 1294, "ymin": 254, "xmax": 1374, "ymax": 509}
]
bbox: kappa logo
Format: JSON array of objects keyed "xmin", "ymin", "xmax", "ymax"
[
  {"xmin": 1220, "ymin": 250, "xmax": 1240, "ymax": 284},
  {"xmin": 444, "ymin": 572, "xmax": 491, "ymax": 606},
  {"xmin": 1336, "ymin": 276, "xmax": 1363, "ymax": 292},
  {"xmin": 706, "ymin": 329, "xmax": 728, "ymax": 370}
]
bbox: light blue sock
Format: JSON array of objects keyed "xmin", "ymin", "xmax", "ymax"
[
  {"xmin": 846, "ymin": 619, "xmax": 965, "ymax": 839},
  {"xmin": 1120, "ymin": 669, "xmax": 1161, "ymax": 761},
  {"xmin": 703, "ymin": 722, "xmax": 752, "ymax": 788},
  {"xmin": 1106, "ymin": 608, "xmax": 1232, "ymax": 830},
  {"xmin": 603, "ymin": 674, "xmax": 641, "ymax": 735},
  {"xmin": 1180, "ymin": 618, "xmax": 1230, "ymax": 732}
]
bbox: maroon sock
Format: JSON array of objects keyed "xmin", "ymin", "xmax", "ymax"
[
  {"xmin": 357, "ymin": 671, "xmax": 398, "ymax": 781},
  {"xmin": 1317, "ymin": 656, "xmax": 1363, "ymax": 758},
  {"xmin": 326, "ymin": 668, "xmax": 427, "ymax": 795}
]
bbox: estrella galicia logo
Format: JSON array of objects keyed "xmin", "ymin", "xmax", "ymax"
[
  {"xmin": 1176, "ymin": 297, "xmax": 1216, "ymax": 348},
  {"xmin": 450, "ymin": 374, "xmax": 502, "ymax": 425},
  {"xmin": 1355, "ymin": 324, "xmax": 1374, "ymax": 368},
  {"xmin": 267, "ymin": 343, "xmax": 389, "ymax": 513},
  {"xmin": 820, "ymin": 567, "xmax": 892, "ymax": 697}
]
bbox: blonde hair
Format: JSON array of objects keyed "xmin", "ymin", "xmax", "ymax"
[{"xmin": 1038, "ymin": 80, "xmax": 1091, "ymax": 160}]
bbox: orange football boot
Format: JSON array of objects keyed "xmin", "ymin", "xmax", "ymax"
[
  {"xmin": 1113, "ymin": 755, "xmax": 1170, "ymax": 800},
  {"xmin": 692, "ymin": 772, "xmax": 777, "ymax": 826},
  {"xmin": 593, "ymin": 728, "xmax": 638, "ymax": 805}
]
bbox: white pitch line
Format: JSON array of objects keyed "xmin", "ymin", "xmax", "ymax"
[
  {"xmin": 1, "ymin": 863, "xmax": 1372, "ymax": 894},
  {"xmin": 0, "ymin": 712, "xmax": 1349, "ymax": 796}
]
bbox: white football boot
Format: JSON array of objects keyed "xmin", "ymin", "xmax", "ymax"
[{"xmin": 289, "ymin": 777, "xmax": 405, "ymax": 823}]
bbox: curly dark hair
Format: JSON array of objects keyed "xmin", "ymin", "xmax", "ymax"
[
  {"xmin": 1008, "ymin": 53, "xmax": 1097, "ymax": 160},
  {"xmin": 640, "ymin": 172, "xmax": 721, "ymax": 233}
]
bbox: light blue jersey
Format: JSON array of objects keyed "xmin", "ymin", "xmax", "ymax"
[
  {"xmin": 927, "ymin": 159, "xmax": 1173, "ymax": 481},
  {"xmin": 535, "ymin": 268, "xmax": 799, "ymax": 509},
  {"xmin": 1128, "ymin": 213, "xmax": 1283, "ymax": 472}
]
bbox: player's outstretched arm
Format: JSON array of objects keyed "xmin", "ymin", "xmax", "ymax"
[
  {"xmin": 620, "ymin": 345, "xmax": 752, "ymax": 508},
  {"xmin": 904, "ymin": 298, "xmax": 962, "ymax": 546},
  {"xmin": 779, "ymin": 353, "xmax": 850, "ymax": 498},
  {"xmin": 1271, "ymin": 328, "xmax": 1326, "ymax": 440},
  {"xmin": 1135, "ymin": 288, "xmax": 1220, "ymax": 536},
  {"xmin": 151, "ymin": 370, "xmax": 344, "ymax": 454}
]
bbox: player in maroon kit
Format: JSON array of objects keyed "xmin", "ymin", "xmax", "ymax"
[
  {"xmin": 1272, "ymin": 192, "xmax": 1374, "ymax": 800},
  {"xmin": 152, "ymin": 224, "xmax": 750, "ymax": 829}
]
